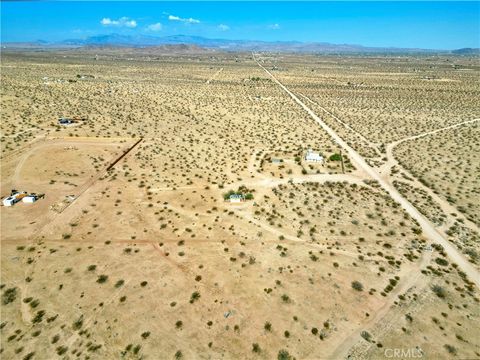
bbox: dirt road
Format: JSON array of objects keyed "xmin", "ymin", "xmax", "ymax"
[
  {"xmin": 389, "ymin": 118, "xmax": 479, "ymax": 148},
  {"xmin": 206, "ymin": 67, "xmax": 224, "ymax": 84},
  {"xmin": 381, "ymin": 119, "xmax": 480, "ymax": 234},
  {"xmin": 297, "ymin": 92, "xmax": 382, "ymax": 156},
  {"xmin": 254, "ymin": 55, "xmax": 480, "ymax": 288}
]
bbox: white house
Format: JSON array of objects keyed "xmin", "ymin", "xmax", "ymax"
[
  {"xmin": 305, "ymin": 149, "xmax": 324, "ymax": 163},
  {"xmin": 229, "ymin": 194, "xmax": 244, "ymax": 203}
]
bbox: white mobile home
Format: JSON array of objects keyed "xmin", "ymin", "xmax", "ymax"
[
  {"xmin": 2, "ymin": 192, "xmax": 27, "ymax": 206},
  {"xmin": 305, "ymin": 149, "xmax": 324, "ymax": 163}
]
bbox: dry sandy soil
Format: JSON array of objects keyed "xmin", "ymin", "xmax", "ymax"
[{"xmin": 1, "ymin": 50, "xmax": 479, "ymax": 360}]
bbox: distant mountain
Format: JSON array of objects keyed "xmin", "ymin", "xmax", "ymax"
[
  {"xmin": 2, "ymin": 34, "xmax": 477, "ymax": 54},
  {"xmin": 59, "ymin": 34, "xmax": 435, "ymax": 53},
  {"xmin": 451, "ymin": 48, "xmax": 480, "ymax": 55}
]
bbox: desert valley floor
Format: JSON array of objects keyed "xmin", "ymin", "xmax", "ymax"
[{"xmin": 1, "ymin": 49, "xmax": 479, "ymax": 359}]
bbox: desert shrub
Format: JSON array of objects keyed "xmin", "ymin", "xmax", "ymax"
[
  {"xmin": 252, "ymin": 343, "xmax": 261, "ymax": 353},
  {"xmin": 87, "ymin": 265, "xmax": 97, "ymax": 271},
  {"xmin": 133, "ymin": 345, "xmax": 141, "ymax": 354},
  {"xmin": 278, "ymin": 349, "xmax": 293, "ymax": 360},
  {"xmin": 264, "ymin": 322, "xmax": 272, "ymax": 331},
  {"xmin": 432, "ymin": 285, "xmax": 447, "ymax": 298},
  {"xmin": 444, "ymin": 344, "xmax": 457, "ymax": 355},
  {"xmin": 56, "ymin": 346, "xmax": 68, "ymax": 355},
  {"xmin": 435, "ymin": 258, "xmax": 449, "ymax": 266},
  {"xmin": 352, "ymin": 281, "xmax": 364, "ymax": 291},
  {"xmin": 115, "ymin": 280, "xmax": 125, "ymax": 288},
  {"xmin": 361, "ymin": 330, "xmax": 372, "ymax": 342},
  {"xmin": 32, "ymin": 310, "xmax": 46, "ymax": 324},
  {"xmin": 72, "ymin": 315, "xmax": 83, "ymax": 330},
  {"xmin": 51, "ymin": 334, "xmax": 60, "ymax": 344},
  {"xmin": 190, "ymin": 291, "xmax": 201, "ymax": 303},
  {"xmin": 2, "ymin": 287, "xmax": 18, "ymax": 305},
  {"xmin": 329, "ymin": 153, "xmax": 342, "ymax": 161},
  {"xmin": 174, "ymin": 350, "xmax": 183, "ymax": 359},
  {"xmin": 23, "ymin": 352, "xmax": 35, "ymax": 360},
  {"xmin": 97, "ymin": 275, "xmax": 108, "ymax": 283}
]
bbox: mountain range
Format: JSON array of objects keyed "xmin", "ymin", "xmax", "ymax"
[{"xmin": 3, "ymin": 34, "xmax": 479, "ymax": 54}]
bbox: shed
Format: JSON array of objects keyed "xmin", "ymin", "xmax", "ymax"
[
  {"xmin": 58, "ymin": 118, "xmax": 74, "ymax": 125},
  {"xmin": 23, "ymin": 195, "xmax": 37, "ymax": 203},
  {"xmin": 229, "ymin": 194, "xmax": 244, "ymax": 203}
]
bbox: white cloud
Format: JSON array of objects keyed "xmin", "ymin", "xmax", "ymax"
[
  {"xmin": 101, "ymin": 17, "xmax": 137, "ymax": 28},
  {"xmin": 218, "ymin": 24, "xmax": 230, "ymax": 31},
  {"xmin": 168, "ymin": 14, "xmax": 200, "ymax": 24},
  {"xmin": 147, "ymin": 22, "xmax": 163, "ymax": 32},
  {"xmin": 268, "ymin": 23, "xmax": 280, "ymax": 30}
]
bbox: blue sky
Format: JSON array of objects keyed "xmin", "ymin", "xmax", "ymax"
[{"xmin": 1, "ymin": 1, "xmax": 479, "ymax": 49}]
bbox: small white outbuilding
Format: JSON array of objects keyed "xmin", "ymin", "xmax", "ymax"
[
  {"xmin": 229, "ymin": 194, "xmax": 244, "ymax": 203},
  {"xmin": 22, "ymin": 195, "xmax": 37, "ymax": 203}
]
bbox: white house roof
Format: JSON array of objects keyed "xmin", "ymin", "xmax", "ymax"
[{"xmin": 305, "ymin": 149, "xmax": 324, "ymax": 161}]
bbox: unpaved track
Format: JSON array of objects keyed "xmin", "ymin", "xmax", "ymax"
[
  {"xmin": 382, "ymin": 118, "xmax": 480, "ymax": 234},
  {"xmin": 150, "ymin": 173, "xmax": 365, "ymax": 193},
  {"xmin": 1, "ymin": 127, "xmax": 42, "ymax": 138},
  {"xmin": 389, "ymin": 118, "xmax": 479, "ymax": 148},
  {"xmin": 228, "ymin": 172, "xmax": 366, "ymax": 190},
  {"xmin": 206, "ymin": 67, "xmax": 223, "ymax": 84},
  {"xmin": 297, "ymin": 92, "xmax": 382, "ymax": 156},
  {"xmin": 234, "ymin": 207, "xmax": 375, "ymax": 260},
  {"xmin": 254, "ymin": 55, "xmax": 480, "ymax": 288},
  {"xmin": 329, "ymin": 248, "xmax": 432, "ymax": 359}
]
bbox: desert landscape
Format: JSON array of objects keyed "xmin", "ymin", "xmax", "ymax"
[{"xmin": 1, "ymin": 47, "xmax": 479, "ymax": 360}]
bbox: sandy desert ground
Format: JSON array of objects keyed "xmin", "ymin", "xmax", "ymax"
[{"xmin": 1, "ymin": 49, "xmax": 479, "ymax": 359}]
